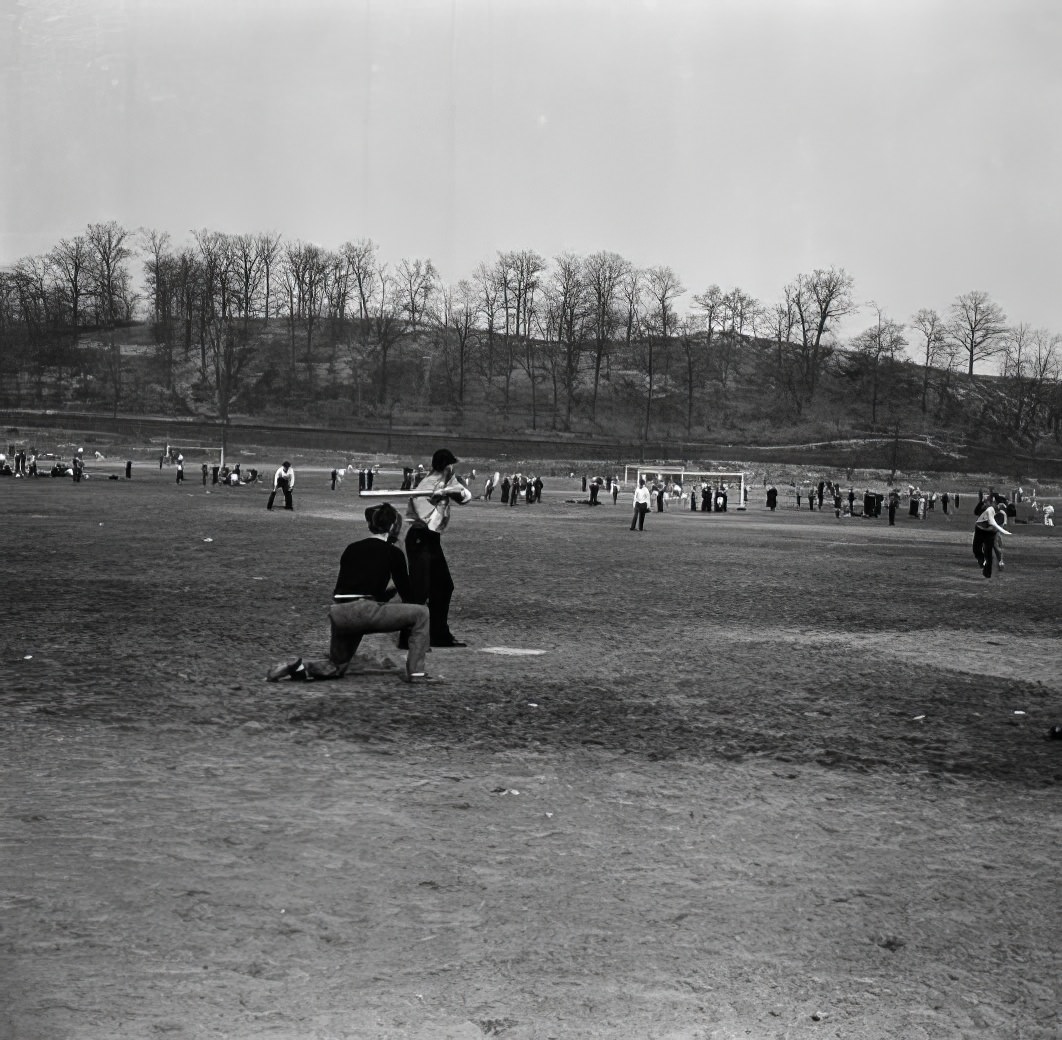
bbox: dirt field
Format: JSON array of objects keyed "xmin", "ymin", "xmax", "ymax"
[{"xmin": 2, "ymin": 460, "xmax": 1060, "ymax": 1040}]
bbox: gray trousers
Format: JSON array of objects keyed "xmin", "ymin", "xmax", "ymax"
[{"xmin": 308, "ymin": 600, "xmax": 430, "ymax": 678}]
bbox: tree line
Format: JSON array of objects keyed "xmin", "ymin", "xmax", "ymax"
[{"xmin": 2, "ymin": 221, "xmax": 1060, "ymax": 448}]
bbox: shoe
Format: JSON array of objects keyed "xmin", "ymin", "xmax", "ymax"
[
  {"xmin": 401, "ymin": 672, "xmax": 446, "ymax": 685},
  {"xmin": 266, "ymin": 656, "xmax": 304, "ymax": 681},
  {"xmin": 431, "ymin": 637, "xmax": 468, "ymax": 648}
]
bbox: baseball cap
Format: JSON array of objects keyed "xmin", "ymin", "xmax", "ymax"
[{"xmin": 432, "ymin": 448, "xmax": 458, "ymax": 471}]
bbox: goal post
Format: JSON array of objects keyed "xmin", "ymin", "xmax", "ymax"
[
  {"xmin": 622, "ymin": 467, "xmax": 749, "ymax": 510},
  {"xmin": 160, "ymin": 443, "xmax": 225, "ymax": 467}
]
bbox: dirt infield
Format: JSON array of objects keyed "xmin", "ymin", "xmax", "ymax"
[{"xmin": 2, "ymin": 465, "xmax": 1060, "ymax": 1039}]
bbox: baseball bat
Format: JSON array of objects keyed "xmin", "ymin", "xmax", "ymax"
[{"xmin": 358, "ymin": 488, "xmax": 437, "ymax": 498}]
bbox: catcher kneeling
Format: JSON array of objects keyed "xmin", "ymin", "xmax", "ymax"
[{"xmin": 267, "ymin": 503, "xmax": 442, "ymax": 685}]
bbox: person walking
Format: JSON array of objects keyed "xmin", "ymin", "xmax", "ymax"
[
  {"xmin": 265, "ymin": 503, "xmax": 440, "ymax": 685},
  {"xmin": 268, "ymin": 461, "xmax": 295, "ymax": 510},
  {"xmin": 402, "ymin": 448, "xmax": 472, "ymax": 648},
  {"xmin": 630, "ymin": 478, "xmax": 651, "ymax": 531}
]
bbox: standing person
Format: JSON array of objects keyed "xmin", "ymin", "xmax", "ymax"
[
  {"xmin": 992, "ymin": 499, "xmax": 1008, "ymax": 570},
  {"xmin": 331, "ymin": 468, "xmax": 340, "ymax": 491},
  {"xmin": 402, "ymin": 448, "xmax": 473, "ymax": 648},
  {"xmin": 72, "ymin": 453, "xmax": 84, "ymax": 483},
  {"xmin": 971, "ymin": 488, "xmax": 989, "ymax": 564},
  {"xmin": 533, "ymin": 475, "xmax": 544, "ymax": 504},
  {"xmin": 630, "ymin": 478, "xmax": 651, "ymax": 531},
  {"xmin": 612, "ymin": 480, "xmax": 619, "ymax": 505},
  {"xmin": 975, "ymin": 495, "xmax": 1010, "ymax": 578},
  {"xmin": 656, "ymin": 484, "xmax": 666, "ymax": 512},
  {"xmin": 268, "ymin": 460, "xmax": 295, "ymax": 511},
  {"xmin": 500, "ymin": 475, "xmax": 511, "ymax": 504},
  {"xmin": 888, "ymin": 489, "xmax": 899, "ymax": 525},
  {"xmin": 201, "ymin": 463, "xmax": 208, "ymax": 485},
  {"xmin": 265, "ymin": 504, "xmax": 440, "ymax": 685},
  {"xmin": 175, "ymin": 455, "xmax": 184, "ymax": 484}
]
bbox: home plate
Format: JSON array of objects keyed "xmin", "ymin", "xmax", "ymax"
[{"xmin": 480, "ymin": 647, "xmax": 548, "ymax": 656}]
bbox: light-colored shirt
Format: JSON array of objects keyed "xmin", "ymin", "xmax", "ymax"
[
  {"xmin": 408, "ymin": 471, "xmax": 472, "ymax": 533},
  {"xmin": 633, "ymin": 485, "xmax": 651, "ymax": 507},
  {"xmin": 274, "ymin": 465, "xmax": 294, "ymax": 489},
  {"xmin": 975, "ymin": 505, "xmax": 1008, "ymax": 535}
]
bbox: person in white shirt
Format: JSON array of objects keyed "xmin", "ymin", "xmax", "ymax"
[
  {"xmin": 401, "ymin": 448, "xmax": 473, "ymax": 647},
  {"xmin": 630, "ymin": 478, "xmax": 651, "ymax": 531},
  {"xmin": 268, "ymin": 461, "xmax": 295, "ymax": 510}
]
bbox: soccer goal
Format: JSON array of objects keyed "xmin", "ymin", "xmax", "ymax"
[
  {"xmin": 622, "ymin": 466, "xmax": 748, "ymax": 510},
  {"xmin": 161, "ymin": 443, "xmax": 224, "ymax": 467}
]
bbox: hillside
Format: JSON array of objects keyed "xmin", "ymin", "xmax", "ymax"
[{"xmin": 3, "ymin": 318, "xmax": 1060, "ymax": 478}]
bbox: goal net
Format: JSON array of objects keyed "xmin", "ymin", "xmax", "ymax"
[{"xmin": 622, "ymin": 467, "xmax": 748, "ymax": 510}]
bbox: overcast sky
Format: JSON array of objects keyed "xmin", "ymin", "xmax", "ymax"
[{"xmin": 3, "ymin": 0, "xmax": 1060, "ymax": 342}]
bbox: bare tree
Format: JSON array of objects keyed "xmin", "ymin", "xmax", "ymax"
[
  {"xmin": 353, "ymin": 262, "xmax": 407, "ymax": 407},
  {"xmin": 947, "ymin": 289, "xmax": 1007, "ymax": 376},
  {"xmin": 438, "ymin": 279, "xmax": 479, "ymax": 407},
  {"xmin": 342, "ymin": 238, "xmax": 380, "ymax": 322},
  {"xmin": 398, "ymin": 257, "xmax": 440, "ymax": 330},
  {"xmin": 86, "ymin": 221, "xmax": 134, "ymax": 325},
  {"xmin": 583, "ymin": 251, "xmax": 629, "ymax": 422},
  {"xmin": 910, "ymin": 307, "xmax": 945, "ymax": 414},
  {"xmin": 254, "ymin": 232, "xmax": 282, "ymax": 323},
  {"xmin": 641, "ymin": 265, "xmax": 684, "ymax": 444},
  {"xmin": 717, "ymin": 288, "xmax": 759, "ymax": 418},
  {"xmin": 495, "ymin": 250, "xmax": 546, "ymax": 413},
  {"xmin": 547, "ymin": 252, "xmax": 588, "ymax": 429},
  {"xmin": 51, "ymin": 234, "xmax": 91, "ymax": 334},
  {"xmin": 138, "ymin": 229, "xmax": 179, "ymax": 391},
  {"xmin": 1001, "ymin": 324, "xmax": 1062, "ymax": 444},
  {"xmin": 472, "ymin": 259, "xmax": 502, "ymax": 384},
  {"xmin": 230, "ymin": 233, "xmax": 266, "ymax": 322},
  {"xmin": 191, "ymin": 229, "xmax": 232, "ymax": 378},
  {"xmin": 502, "ymin": 250, "xmax": 546, "ymax": 428},
  {"xmin": 690, "ymin": 284, "xmax": 725, "ymax": 435},
  {"xmin": 771, "ymin": 266, "xmax": 855, "ymax": 415},
  {"xmin": 849, "ymin": 305, "xmax": 907, "ymax": 424},
  {"xmin": 280, "ymin": 241, "xmax": 328, "ymax": 387},
  {"xmin": 86, "ymin": 221, "xmax": 135, "ymax": 415}
]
